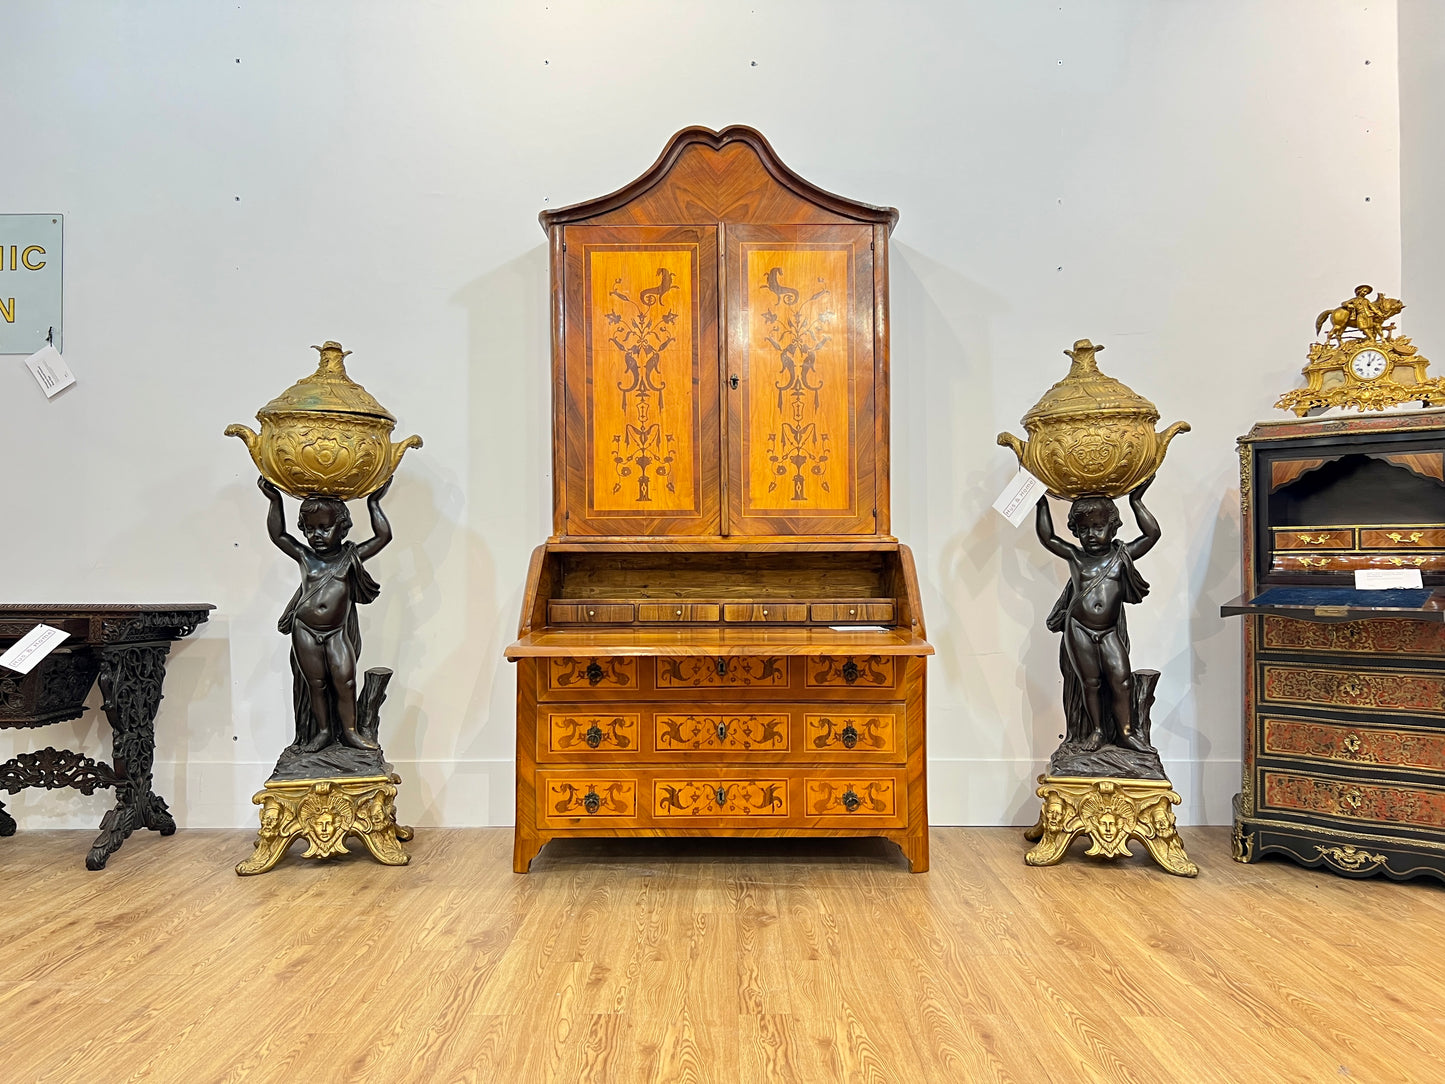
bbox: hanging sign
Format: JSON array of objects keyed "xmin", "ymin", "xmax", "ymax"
[{"xmin": 0, "ymin": 214, "xmax": 63, "ymax": 354}]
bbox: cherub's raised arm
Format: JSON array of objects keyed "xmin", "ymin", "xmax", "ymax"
[
  {"xmin": 355, "ymin": 478, "xmax": 394, "ymax": 562},
  {"xmin": 1035, "ymin": 495, "xmax": 1077, "ymax": 560},
  {"xmin": 1125, "ymin": 477, "xmax": 1161, "ymax": 560},
  {"xmin": 258, "ymin": 477, "xmax": 305, "ymax": 561}
]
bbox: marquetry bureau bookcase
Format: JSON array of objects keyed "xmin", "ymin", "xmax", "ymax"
[
  {"xmin": 1223, "ymin": 410, "xmax": 1445, "ymax": 883},
  {"xmin": 505, "ymin": 126, "xmax": 933, "ymax": 873}
]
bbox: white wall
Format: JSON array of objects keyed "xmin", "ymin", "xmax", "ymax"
[{"xmin": 0, "ymin": 2, "xmax": 1402, "ymax": 831}]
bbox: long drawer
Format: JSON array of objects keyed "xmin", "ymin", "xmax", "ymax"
[
  {"xmin": 540, "ymin": 654, "xmax": 904, "ymax": 701},
  {"xmin": 537, "ymin": 702, "xmax": 906, "ymax": 764},
  {"xmin": 536, "ymin": 768, "xmax": 908, "ymax": 829}
]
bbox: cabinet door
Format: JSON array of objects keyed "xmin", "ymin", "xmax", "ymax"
[
  {"xmin": 561, "ymin": 226, "xmax": 721, "ymax": 536},
  {"xmin": 725, "ymin": 224, "xmax": 878, "ymax": 536}
]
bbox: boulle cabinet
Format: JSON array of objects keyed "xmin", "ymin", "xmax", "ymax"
[
  {"xmin": 1223, "ymin": 410, "xmax": 1445, "ymax": 882},
  {"xmin": 506, "ymin": 126, "xmax": 933, "ymax": 872}
]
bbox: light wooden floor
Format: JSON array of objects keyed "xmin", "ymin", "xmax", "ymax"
[{"xmin": 2, "ymin": 827, "xmax": 1444, "ymax": 1083}]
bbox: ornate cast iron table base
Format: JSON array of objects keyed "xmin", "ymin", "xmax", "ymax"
[
  {"xmin": 1024, "ymin": 775, "xmax": 1198, "ymax": 877},
  {"xmin": 236, "ymin": 773, "xmax": 413, "ymax": 876},
  {"xmin": 0, "ymin": 605, "xmax": 213, "ymax": 869}
]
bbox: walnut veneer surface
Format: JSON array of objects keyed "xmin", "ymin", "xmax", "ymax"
[{"xmin": 507, "ymin": 127, "xmax": 931, "ymax": 872}]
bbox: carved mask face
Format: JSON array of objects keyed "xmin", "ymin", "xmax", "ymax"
[
  {"xmin": 259, "ymin": 805, "xmax": 280, "ymax": 838},
  {"xmin": 315, "ymin": 811, "xmax": 336, "ymax": 841},
  {"xmin": 1152, "ymin": 807, "xmax": 1173, "ymax": 835},
  {"xmin": 1044, "ymin": 798, "xmax": 1065, "ymax": 830},
  {"xmin": 1097, "ymin": 811, "xmax": 1119, "ymax": 841}
]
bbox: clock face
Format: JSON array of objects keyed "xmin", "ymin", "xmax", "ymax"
[{"xmin": 1351, "ymin": 348, "xmax": 1388, "ymax": 380}]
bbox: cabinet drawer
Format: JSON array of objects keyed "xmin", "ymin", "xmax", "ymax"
[
  {"xmin": 548, "ymin": 602, "xmax": 635, "ymax": 624},
  {"xmin": 546, "ymin": 657, "xmax": 640, "ymax": 695},
  {"xmin": 655, "ymin": 656, "xmax": 789, "ymax": 689},
  {"xmin": 810, "ymin": 602, "xmax": 895, "ymax": 623},
  {"xmin": 545, "ymin": 711, "xmax": 642, "ymax": 754},
  {"xmin": 1261, "ymin": 616, "xmax": 1445, "ymax": 657},
  {"xmin": 1360, "ymin": 527, "xmax": 1445, "ymax": 549},
  {"xmin": 1270, "ymin": 552, "xmax": 1445, "ymax": 573},
  {"xmin": 1260, "ymin": 714, "xmax": 1445, "ymax": 774},
  {"xmin": 1271, "ymin": 528, "xmax": 1354, "ymax": 551},
  {"xmin": 805, "ymin": 775, "xmax": 904, "ymax": 824},
  {"xmin": 804, "ymin": 709, "xmax": 901, "ymax": 756},
  {"xmin": 1260, "ymin": 768, "xmax": 1445, "ymax": 834},
  {"xmin": 636, "ymin": 602, "xmax": 721, "ymax": 623},
  {"xmin": 538, "ymin": 773, "xmax": 639, "ymax": 824},
  {"xmin": 723, "ymin": 603, "xmax": 809, "ymax": 623},
  {"xmin": 805, "ymin": 655, "xmax": 897, "ymax": 690},
  {"xmin": 1259, "ymin": 662, "xmax": 1445, "ymax": 717},
  {"xmin": 653, "ymin": 778, "xmax": 789, "ymax": 818}
]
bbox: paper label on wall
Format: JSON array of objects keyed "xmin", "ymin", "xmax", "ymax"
[
  {"xmin": 0, "ymin": 623, "xmax": 71, "ymax": 674},
  {"xmin": 1355, "ymin": 568, "xmax": 1424, "ymax": 590},
  {"xmin": 24, "ymin": 344, "xmax": 75, "ymax": 398},
  {"xmin": 992, "ymin": 467, "xmax": 1047, "ymax": 527}
]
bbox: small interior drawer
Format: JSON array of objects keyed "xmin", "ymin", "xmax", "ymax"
[
  {"xmin": 810, "ymin": 601, "xmax": 894, "ymax": 623},
  {"xmin": 1271, "ymin": 528, "xmax": 1355, "ymax": 551},
  {"xmin": 1359, "ymin": 528, "xmax": 1445, "ymax": 550},
  {"xmin": 722, "ymin": 603, "xmax": 809, "ymax": 623},
  {"xmin": 548, "ymin": 602, "xmax": 635, "ymax": 624}
]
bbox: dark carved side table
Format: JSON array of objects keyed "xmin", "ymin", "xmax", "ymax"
[{"xmin": 0, "ymin": 604, "xmax": 213, "ymax": 868}]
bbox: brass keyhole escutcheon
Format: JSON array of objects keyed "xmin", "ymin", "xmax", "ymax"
[
  {"xmin": 715, "ymin": 786, "xmax": 728, "ymax": 807},
  {"xmin": 716, "ymin": 723, "xmax": 728, "ymax": 742},
  {"xmin": 586, "ymin": 661, "xmax": 604, "ymax": 685},
  {"xmin": 715, "ymin": 657, "xmax": 729, "ymax": 676},
  {"xmin": 583, "ymin": 789, "xmax": 601, "ymax": 814},
  {"xmin": 729, "ymin": 374, "xmax": 739, "ymax": 389},
  {"xmin": 842, "ymin": 660, "xmax": 860, "ymax": 684},
  {"xmin": 840, "ymin": 723, "xmax": 859, "ymax": 749},
  {"xmin": 841, "ymin": 789, "xmax": 861, "ymax": 812},
  {"xmin": 585, "ymin": 724, "xmax": 604, "ymax": 748}
]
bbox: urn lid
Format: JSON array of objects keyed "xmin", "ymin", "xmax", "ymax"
[
  {"xmin": 1021, "ymin": 340, "xmax": 1160, "ymax": 428},
  {"xmin": 257, "ymin": 341, "xmax": 397, "ymax": 422}
]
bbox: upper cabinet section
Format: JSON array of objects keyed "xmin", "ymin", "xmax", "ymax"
[{"xmin": 543, "ymin": 126, "xmax": 897, "ymax": 541}]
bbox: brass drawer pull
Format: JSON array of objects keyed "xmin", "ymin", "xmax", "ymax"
[
  {"xmin": 1387, "ymin": 531, "xmax": 1424, "ymax": 544},
  {"xmin": 1296, "ymin": 556, "xmax": 1332, "ymax": 568},
  {"xmin": 583, "ymin": 789, "xmax": 601, "ymax": 814},
  {"xmin": 1296, "ymin": 533, "xmax": 1332, "ymax": 545},
  {"xmin": 840, "ymin": 723, "xmax": 858, "ymax": 749},
  {"xmin": 676, "ymin": 609, "xmax": 684, "ymax": 618},
  {"xmin": 842, "ymin": 660, "xmax": 860, "ymax": 684},
  {"xmin": 585, "ymin": 724, "xmax": 604, "ymax": 748},
  {"xmin": 586, "ymin": 661, "xmax": 604, "ymax": 685},
  {"xmin": 1388, "ymin": 557, "xmax": 1427, "ymax": 567},
  {"xmin": 841, "ymin": 789, "xmax": 861, "ymax": 812}
]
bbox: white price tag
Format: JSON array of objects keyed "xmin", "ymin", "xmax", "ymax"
[
  {"xmin": 24, "ymin": 344, "xmax": 75, "ymax": 398},
  {"xmin": 992, "ymin": 467, "xmax": 1048, "ymax": 528},
  {"xmin": 1355, "ymin": 568, "xmax": 1424, "ymax": 590},
  {"xmin": 0, "ymin": 623, "xmax": 71, "ymax": 675}
]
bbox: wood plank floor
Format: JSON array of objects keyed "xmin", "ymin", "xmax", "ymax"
[{"xmin": 2, "ymin": 826, "xmax": 1443, "ymax": 1083}]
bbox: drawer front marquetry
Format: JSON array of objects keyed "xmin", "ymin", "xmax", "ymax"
[
  {"xmin": 806, "ymin": 655, "xmax": 896, "ymax": 690},
  {"xmin": 1360, "ymin": 528, "xmax": 1445, "ymax": 549},
  {"xmin": 655, "ymin": 656, "xmax": 788, "ymax": 688},
  {"xmin": 1261, "ymin": 770, "xmax": 1445, "ymax": 831},
  {"xmin": 548, "ymin": 657, "xmax": 638, "ymax": 693},
  {"xmin": 1272, "ymin": 528, "xmax": 1354, "ymax": 551},
  {"xmin": 548, "ymin": 603, "xmax": 635, "ymax": 624},
  {"xmin": 653, "ymin": 779, "xmax": 788, "ymax": 818},
  {"xmin": 636, "ymin": 603, "xmax": 722, "ymax": 623},
  {"xmin": 1260, "ymin": 664, "xmax": 1445, "ymax": 716},
  {"xmin": 1262, "ymin": 716, "xmax": 1445, "ymax": 772},
  {"xmin": 541, "ymin": 777, "xmax": 638, "ymax": 820},
  {"xmin": 547, "ymin": 712, "xmax": 640, "ymax": 753},
  {"xmin": 655, "ymin": 713, "xmax": 789, "ymax": 752},
  {"xmin": 806, "ymin": 777, "xmax": 898, "ymax": 818},
  {"xmin": 1261, "ymin": 616, "xmax": 1445, "ymax": 657},
  {"xmin": 810, "ymin": 602, "xmax": 895, "ymax": 623},
  {"xmin": 805, "ymin": 711, "xmax": 899, "ymax": 754}
]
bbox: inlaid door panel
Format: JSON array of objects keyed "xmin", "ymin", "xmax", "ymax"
[
  {"xmin": 726, "ymin": 224, "xmax": 877, "ymax": 535},
  {"xmin": 562, "ymin": 225, "xmax": 720, "ymax": 536}
]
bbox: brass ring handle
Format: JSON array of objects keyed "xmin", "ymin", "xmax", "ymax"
[
  {"xmin": 585, "ymin": 724, "xmax": 604, "ymax": 749},
  {"xmin": 583, "ymin": 789, "xmax": 601, "ymax": 814},
  {"xmin": 842, "ymin": 660, "xmax": 860, "ymax": 685},
  {"xmin": 586, "ymin": 661, "xmax": 604, "ymax": 685},
  {"xmin": 840, "ymin": 723, "xmax": 859, "ymax": 749},
  {"xmin": 841, "ymin": 789, "xmax": 861, "ymax": 812}
]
